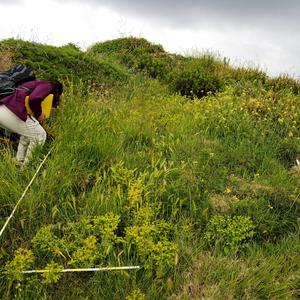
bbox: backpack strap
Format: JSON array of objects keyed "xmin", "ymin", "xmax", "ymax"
[
  {"xmin": 9, "ymin": 65, "xmax": 35, "ymax": 83},
  {"xmin": 0, "ymin": 74, "xmax": 15, "ymax": 98},
  {"xmin": 16, "ymin": 86, "xmax": 32, "ymax": 93}
]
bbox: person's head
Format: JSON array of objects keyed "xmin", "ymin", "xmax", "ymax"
[{"xmin": 50, "ymin": 80, "xmax": 63, "ymax": 108}]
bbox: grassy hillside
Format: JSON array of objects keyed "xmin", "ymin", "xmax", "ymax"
[{"xmin": 0, "ymin": 37, "xmax": 299, "ymax": 299}]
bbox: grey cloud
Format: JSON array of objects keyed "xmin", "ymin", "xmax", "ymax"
[
  {"xmin": 57, "ymin": 0, "xmax": 300, "ymax": 44},
  {"xmin": 46, "ymin": 0, "xmax": 300, "ymax": 76},
  {"xmin": 59, "ymin": 0, "xmax": 300, "ymax": 29}
]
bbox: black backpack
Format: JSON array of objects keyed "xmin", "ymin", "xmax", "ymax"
[{"xmin": 0, "ymin": 65, "xmax": 36, "ymax": 99}]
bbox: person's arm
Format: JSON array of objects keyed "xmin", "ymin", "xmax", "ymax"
[
  {"xmin": 28, "ymin": 82, "xmax": 53, "ymax": 120},
  {"xmin": 37, "ymin": 112, "xmax": 46, "ymax": 122}
]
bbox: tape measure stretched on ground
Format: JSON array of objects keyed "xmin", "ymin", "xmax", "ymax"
[
  {"xmin": 22, "ymin": 266, "xmax": 140, "ymax": 274},
  {"xmin": 0, "ymin": 150, "xmax": 52, "ymax": 239}
]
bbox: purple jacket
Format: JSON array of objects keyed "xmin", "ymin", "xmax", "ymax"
[{"xmin": 0, "ymin": 80, "xmax": 54, "ymax": 121}]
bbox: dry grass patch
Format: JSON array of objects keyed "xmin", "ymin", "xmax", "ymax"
[
  {"xmin": 0, "ymin": 49, "xmax": 13, "ymax": 71},
  {"xmin": 227, "ymin": 175, "xmax": 281, "ymax": 198},
  {"xmin": 208, "ymin": 194, "xmax": 240, "ymax": 214}
]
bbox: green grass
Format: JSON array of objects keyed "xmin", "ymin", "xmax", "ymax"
[
  {"xmin": 0, "ymin": 39, "xmax": 129, "ymax": 87},
  {"xmin": 0, "ymin": 38, "xmax": 300, "ymax": 299}
]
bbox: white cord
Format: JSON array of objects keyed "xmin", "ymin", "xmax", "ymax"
[
  {"xmin": 22, "ymin": 266, "xmax": 140, "ymax": 274},
  {"xmin": 0, "ymin": 150, "xmax": 51, "ymax": 239}
]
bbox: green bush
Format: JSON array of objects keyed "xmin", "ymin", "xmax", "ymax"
[
  {"xmin": 276, "ymin": 138, "xmax": 300, "ymax": 167},
  {"xmin": 0, "ymin": 38, "xmax": 128, "ymax": 88},
  {"xmin": 88, "ymin": 37, "xmax": 175, "ymax": 80},
  {"xmin": 89, "ymin": 37, "xmax": 164, "ymax": 70},
  {"xmin": 204, "ymin": 215, "xmax": 255, "ymax": 254},
  {"xmin": 5, "ymin": 248, "xmax": 35, "ymax": 281},
  {"xmin": 170, "ymin": 66, "xmax": 223, "ymax": 99},
  {"xmin": 89, "ymin": 37, "xmax": 164, "ymax": 56},
  {"xmin": 232, "ymin": 196, "xmax": 300, "ymax": 242},
  {"xmin": 31, "ymin": 213, "xmax": 121, "ymax": 266},
  {"xmin": 137, "ymin": 54, "xmax": 167, "ymax": 79}
]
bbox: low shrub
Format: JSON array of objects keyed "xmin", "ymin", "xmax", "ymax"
[
  {"xmin": 231, "ymin": 196, "xmax": 299, "ymax": 242},
  {"xmin": 89, "ymin": 37, "xmax": 164, "ymax": 56},
  {"xmin": 89, "ymin": 37, "xmax": 175, "ymax": 81},
  {"xmin": 204, "ymin": 215, "xmax": 255, "ymax": 254},
  {"xmin": 137, "ymin": 54, "xmax": 168, "ymax": 79},
  {"xmin": 170, "ymin": 65, "xmax": 223, "ymax": 99}
]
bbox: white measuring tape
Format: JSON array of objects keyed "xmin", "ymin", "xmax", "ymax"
[
  {"xmin": 22, "ymin": 266, "xmax": 140, "ymax": 274},
  {"xmin": 0, "ymin": 150, "xmax": 51, "ymax": 239}
]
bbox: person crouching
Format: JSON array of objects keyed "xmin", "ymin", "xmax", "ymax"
[{"xmin": 0, "ymin": 80, "xmax": 63, "ymax": 166}]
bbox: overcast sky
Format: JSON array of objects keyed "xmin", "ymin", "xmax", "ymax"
[{"xmin": 0, "ymin": 0, "xmax": 299, "ymax": 77}]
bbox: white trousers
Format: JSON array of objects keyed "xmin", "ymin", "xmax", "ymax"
[{"xmin": 0, "ymin": 105, "xmax": 47, "ymax": 165}]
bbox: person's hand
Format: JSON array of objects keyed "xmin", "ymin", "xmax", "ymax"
[{"xmin": 37, "ymin": 112, "xmax": 46, "ymax": 122}]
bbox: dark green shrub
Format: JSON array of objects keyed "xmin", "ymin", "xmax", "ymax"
[
  {"xmin": 231, "ymin": 197, "xmax": 299, "ymax": 242},
  {"xmin": 137, "ymin": 54, "xmax": 167, "ymax": 79},
  {"xmin": 89, "ymin": 37, "xmax": 164, "ymax": 56},
  {"xmin": 276, "ymin": 138, "xmax": 300, "ymax": 168},
  {"xmin": 89, "ymin": 37, "xmax": 171, "ymax": 79},
  {"xmin": 170, "ymin": 66, "xmax": 223, "ymax": 99},
  {"xmin": 89, "ymin": 37, "xmax": 164, "ymax": 70}
]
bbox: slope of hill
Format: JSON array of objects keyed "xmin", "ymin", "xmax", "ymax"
[{"xmin": 0, "ymin": 37, "xmax": 299, "ymax": 299}]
